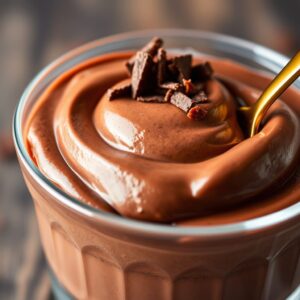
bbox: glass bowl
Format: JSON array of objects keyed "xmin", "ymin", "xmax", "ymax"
[{"xmin": 13, "ymin": 29, "xmax": 300, "ymax": 300}]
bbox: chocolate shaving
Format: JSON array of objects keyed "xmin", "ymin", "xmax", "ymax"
[
  {"xmin": 191, "ymin": 62, "xmax": 213, "ymax": 82},
  {"xmin": 168, "ymin": 55, "xmax": 192, "ymax": 81},
  {"xmin": 170, "ymin": 90, "xmax": 210, "ymax": 117},
  {"xmin": 159, "ymin": 82, "xmax": 183, "ymax": 92},
  {"xmin": 143, "ymin": 37, "xmax": 163, "ymax": 57},
  {"xmin": 110, "ymin": 37, "xmax": 214, "ymax": 122},
  {"xmin": 131, "ymin": 51, "xmax": 154, "ymax": 98},
  {"xmin": 107, "ymin": 83, "xmax": 132, "ymax": 100},
  {"xmin": 164, "ymin": 89, "xmax": 174, "ymax": 102},
  {"xmin": 187, "ymin": 105, "xmax": 208, "ymax": 120},
  {"xmin": 170, "ymin": 92, "xmax": 195, "ymax": 112},
  {"xmin": 137, "ymin": 95, "xmax": 166, "ymax": 103},
  {"xmin": 157, "ymin": 48, "xmax": 167, "ymax": 84},
  {"xmin": 126, "ymin": 37, "xmax": 163, "ymax": 74},
  {"xmin": 192, "ymin": 91, "xmax": 209, "ymax": 104}
]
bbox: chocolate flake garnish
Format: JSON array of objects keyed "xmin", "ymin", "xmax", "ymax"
[
  {"xmin": 168, "ymin": 55, "xmax": 192, "ymax": 81},
  {"xmin": 137, "ymin": 95, "xmax": 166, "ymax": 103},
  {"xmin": 107, "ymin": 83, "xmax": 132, "ymax": 100},
  {"xmin": 192, "ymin": 91, "xmax": 209, "ymax": 104},
  {"xmin": 170, "ymin": 92, "xmax": 195, "ymax": 113},
  {"xmin": 187, "ymin": 105, "xmax": 208, "ymax": 120},
  {"xmin": 160, "ymin": 82, "xmax": 183, "ymax": 92},
  {"xmin": 143, "ymin": 37, "xmax": 163, "ymax": 57},
  {"xmin": 126, "ymin": 37, "xmax": 163, "ymax": 74},
  {"xmin": 109, "ymin": 37, "xmax": 215, "ymax": 122},
  {"xmin": 157, "ymin": 48, "xmax": 167, "ymax": 84},
  {"xmin": 170, "ymin": 90, "xmax": 209, "ymax": 115},
  {"xmin": 164, "ymin": 89, "xmax": 174, "ymax": 102},
  {"xmin": 191, "ymin": 62, "xmax": 213, "ymax": 82},
  {"xmin": 131, "ymin": 51, "xmax": 154, "ymax": 98}
]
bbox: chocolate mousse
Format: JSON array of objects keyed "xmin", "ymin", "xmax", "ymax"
[{"xmin": 25, "ymin": 37, "xmax": 300, "ymax": 224}]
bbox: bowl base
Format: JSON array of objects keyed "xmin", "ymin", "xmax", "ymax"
[{"xmin": 49, "ymin": 267, "xmax": 300, "ymax": 300}]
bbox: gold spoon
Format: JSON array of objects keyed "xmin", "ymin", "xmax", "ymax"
[{"xmin": 239, "ymin": 51, "xmax": 300, "ymax": 137}]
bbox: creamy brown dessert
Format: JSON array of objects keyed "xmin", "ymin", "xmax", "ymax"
[
  {"xmin": 25, "ymin": 38, "xmax": 300, "ymax": 225},
  {"xmin": 19, "ymin": 35, "xmax": 300, "ymax": 300}
]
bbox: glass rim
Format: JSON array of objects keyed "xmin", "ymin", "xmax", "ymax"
[{"xmin": 13, "ymin": 28, "xmax": 300, "ymax": 238}]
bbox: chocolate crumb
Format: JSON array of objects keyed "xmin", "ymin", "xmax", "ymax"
[
  {"xmin": 168, "ymin": 55, "xmax": 192, "ymax": 81},
  {"xmin": 131, "ymin": 51, "xmax": 154, "ymax": 98},
  {"xmin": 157, "ymin": 48, "xmax": 167, "ymax": 84},
  {"xmin": 143, "ymin": 37, "xmax": 163, "ymax": 57},
  {"xmin": 120, "ymin": 37, "xmax": 214, "ymax": 122},
  {"xmin": 187, "ymin": 105, "xmax": 208, "ymax": 120},
  {"xmin": 192, "ymin": 91, "xmax": 209, "ymax": 104},
  {"xmin": 164, "ymin": 89, "xmax": 174, "ymax": 102},
  {"xmin": 126, "ymin": 37, "xmax": 163, "ymax": 74},
  {"xmin": 160, "ymin": 82, "xmax": 183, "ymax": 92},
  {"xmin": 107, "ymin": 83, "xmax": 132, "ymax": 100},
  {"xmin": 137, "ymin": 95, "xmax": 167, "ymax": 103},
  {"xmin": 191, "ymin": 62, "xmax": 214, "ymax": 82},
  {"xmin": 170, "ymin": 92, "xmax": 194, "ymax": 112}
]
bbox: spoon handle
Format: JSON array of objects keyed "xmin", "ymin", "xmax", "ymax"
[{"xmin": 250, "ymin": 51, "xmax": 300, "ymax": 137}]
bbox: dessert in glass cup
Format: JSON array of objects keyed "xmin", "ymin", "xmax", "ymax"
[{"xmin": 14, "ymin": 30, "xmax": 300, "ymax": 300}]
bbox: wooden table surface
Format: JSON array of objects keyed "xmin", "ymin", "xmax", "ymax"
[{"xmin": 0, "ymin": 1, "xmax": 298, "ymax": 299}]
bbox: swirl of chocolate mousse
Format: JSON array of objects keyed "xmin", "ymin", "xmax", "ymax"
[{"xmin": 25, "ymin": 38, "xmax": 300, "ymax": 223}]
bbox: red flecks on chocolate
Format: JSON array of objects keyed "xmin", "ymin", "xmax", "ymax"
[
  {"xmin": 191, "ymin": 62, "xmax": 214, "ymax": 82},
  {"xmin": 137, "ymin": 95, "xmax": 167, "ymax": 103},
  {"xmin": 183, "ymin": 78, "xmax": 202, "ymax": 95},
  {"xmin": 187, "ymin": 105, "xmax": 208, "ymax": 120},
  {"xmin": 170, "ymin": 92, "xmax": 195, "ymax": 112},
  {"xmin": 157, "ymin": 48, "xmax": 167, "ymax": 84},
  {"xmin": 131, "ymin": 51, "xmax": 154, "ymax": 98},
  {"xmin": 107, "ymin": 83, "xmax": 132, "ymax": 100},
  {"xmin": 126, "ymin": 37, "xmax": 163, "ymax": 74}
]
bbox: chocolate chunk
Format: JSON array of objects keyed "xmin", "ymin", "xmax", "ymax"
[
  {"xmin": 107, "ymin": 83, "xmax": 132, "ymax": 100},
  {"xmin": 0, "ymin": 132, "xmax": 15, "ymax": 160},
  {"xmin": 131, "ymin": 51, "xmax": 154, "ymax": 98},
  {"xmin": 170, "ymin": 92, "xmax": 194, "ymax": 112},
  {"xmin": 121, "ymin": 37, "xmax": 214, "ymax": 122},
  {"xmin": 137, "ymin": 95, "xmax": 166, "ymax": 103},
  {"xmin": 168, "ymin": 55, "xmax": 192, "ymax": 81},
  {"xmin": 143, "ymin": 37, "xmax": 163, "ymax": 57},
  {"xmin": 187, "ymin": 105, "xmax": 208, "ymax": 121},
  {"xmin": 192, "ymin": 91, "xmax": 209, "ymax": 104},
  {"xmin": 164, "ymin": 89, "xmax": 174, "ymax": 102},
  {"xmin": 191, "ymin": 62, "xmax": 214, "ymax": 82},
  {"xmin": 126, "ymin": 37, "xmax": 163, "ymax": 74},
  {"xmin": 157, "ymin": 48, "xmax": 167, "ymax": 84},
  {"xmin": 160, "ymin": 82, "xmax": 183, "ymax": 92}
]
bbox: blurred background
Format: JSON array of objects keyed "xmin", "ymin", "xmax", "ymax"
[{"xmin": 0, "ymin": 0, "xmax": 299, "ymax": 299}]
